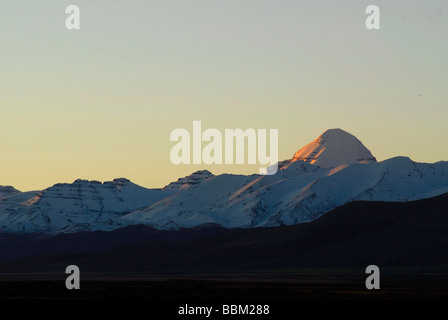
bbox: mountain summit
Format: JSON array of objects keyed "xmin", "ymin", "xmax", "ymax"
[{"xmin": 291, "ymin": 128, "xmax": 377, "ymax": 168}]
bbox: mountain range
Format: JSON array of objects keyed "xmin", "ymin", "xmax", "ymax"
[{"xmin": 1, "ymin": 128, "xmax": 447, "ymax": 234}]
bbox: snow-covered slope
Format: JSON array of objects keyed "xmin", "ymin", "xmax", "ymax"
[
  {"xmin": 291, "ymin": 128, "xmax": 376, "ymax": 168},
  {"xmin": 1, "ymin": 129, "xmax": 447, "ymax": 233},
  {"xmin": 121, "ymin": 157, "xmax": 448, "ymax": 229},
  {"xmin": 163, "ymin": 170, "xmax": 214, "ymax": 191},
  {"xmin": 0, "ymin": 186, "xmax": 21, "ymax": 201},
  {"xmin": 0, "ymin": 178, "xmax": 172, "ymax": 233}
]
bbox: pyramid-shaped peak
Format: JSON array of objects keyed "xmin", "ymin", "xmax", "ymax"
[
  {"xmin": 321, "ymin": 128, "xmax": 351, "ymax": 136},
  {"xmin": 292, "ymin": 129, "xmax": 376, "ymax": 168}
]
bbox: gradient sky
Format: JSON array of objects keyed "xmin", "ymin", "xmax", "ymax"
[{"xmin": 1, "ymin": 0, "xmax": 447, "ymax": 191}]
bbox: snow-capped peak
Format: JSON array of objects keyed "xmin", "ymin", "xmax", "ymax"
[
  {"xmin": 0, "ymin": 186, "xmax": 21, "ymax": 201},
  {"xmin": 163, "ymin": 170, "xmax": 214, "ymax": 191},
  {"xmin": 291, "ymin": 128, "xmax": 376, "ymax": 168}
]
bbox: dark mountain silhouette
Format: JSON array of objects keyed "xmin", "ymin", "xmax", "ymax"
[{"xmin": 0, "ymin": 193, "xmax": 447, "ymax": 273}]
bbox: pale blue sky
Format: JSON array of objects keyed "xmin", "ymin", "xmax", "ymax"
[{"xmin": 1, "ymin": 1, "xmax": 447, "ymax": 190}]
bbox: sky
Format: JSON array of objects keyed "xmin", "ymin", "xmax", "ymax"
[{"xmin": 1, "ymin": 0, "xmax": 447, "ymax": 191}]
